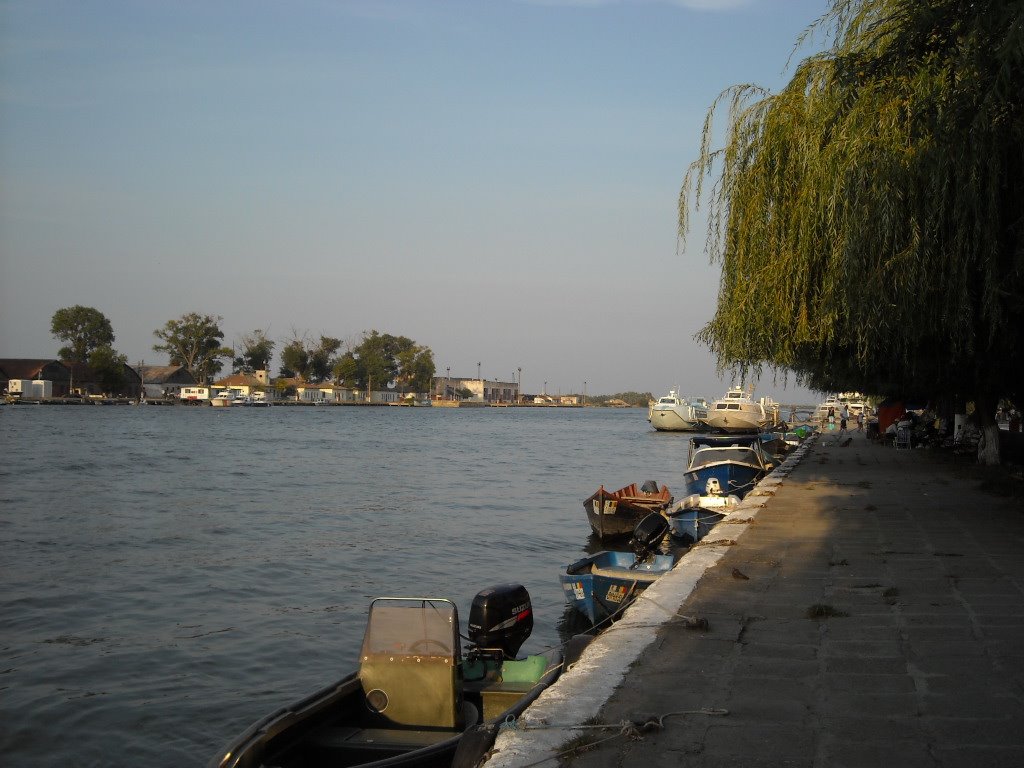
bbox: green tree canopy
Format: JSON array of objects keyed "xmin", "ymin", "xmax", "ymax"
[
  {"xmin": 89, "ymin": 344, "xmax": 128, "ymax": 394},
  {"xmin": 279, "ymin": 335, "xmax": 340, "ymax": 381},
  {"xmin": 333, "ymin": 331, "xmax": 435, "ymax": 392},
  {"xmin": 50, "ymin": 305, "xmax": 115, "ymax": 362},
  {"xmin": 233, "ymin": 330, "xmax": 275, "ymax": 374},
  {"xmin": 153, "ymin": 313, "xmax": 229, "ymax": 383},
  {"xmin": 680, "ymin": 0, "xmax": 1024, "ymax": 462}
]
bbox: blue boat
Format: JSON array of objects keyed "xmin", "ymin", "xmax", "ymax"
[
  {"xmin": 665, "ymin": 492, "xmax": 740, "ymax": 543},
  {"xmin": 560, "ymin": 550, "xmax": 675, "ymax": 624},
  {"xmin": 683, "ymin": 435, "xmax": 772, "ymax": 500},
  {"xmin": 560, "ymin": 514, "xmax": 673, "ymax": 625}
]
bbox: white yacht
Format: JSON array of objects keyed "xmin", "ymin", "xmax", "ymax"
[
  {"xmin": 702, "ymin": 385, "xmax": 768, "ymax": 433},
  {"xmin": 648, "ymin": 390, "xmax": 709, "ymax": 432},
  {"xmin": 210, "ymin": 390, "xmax": 237, "ymax": 407}
]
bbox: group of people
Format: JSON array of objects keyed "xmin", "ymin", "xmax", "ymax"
[{"xmin": 823, "ymin": 404, "xmax": 864, "ymax": 437}]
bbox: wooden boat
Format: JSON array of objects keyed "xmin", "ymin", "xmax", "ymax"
[
  {"xmin": 583, "ymin": 481, "xmax": 673, "ymax": 540},
  {"xmin": 209, "ymin": 584, "xmax": 571, "ymax": 768},
  {"xmin": 560, "ymin": 514, "xmax": 674, "ymax": 625}
]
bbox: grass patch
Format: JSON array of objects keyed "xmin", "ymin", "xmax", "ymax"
[{"xmin": 806, "ymin": 603, "xmax": 849, "ymax": 619}]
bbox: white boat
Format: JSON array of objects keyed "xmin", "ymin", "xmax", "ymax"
[
  {"xmin": 702, "ymin": 385, "xmax": 768, "ymax": 433},
  {"xmin": 210, "ymin": 390, "xmax": 237, "ymax": 407},
  {"xmin": 648, "ymin": 389, "xmax": 709, "ymax": 432}
]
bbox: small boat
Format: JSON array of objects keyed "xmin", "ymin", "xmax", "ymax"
[
  {"xmin": 560, "ymin": 514, "xmax": 674, "ymax": 625},
  {"xmin": 211, "ymin": 390, "xmax": 237, "ymax": 407},
  {"xmin": 702, "ymin": 385, "xmax": 769, "ymax": 434},
  {"xmin": 683, "ymin": 435, "xmax": 772, "ymax": 500},
  {"xmin": 665, "ymin": 492, "xmax": 740, "ymax": 543},
  {"xmin": 210, "ymin": 584, "xmax": 573, "ymax": 768},
  {"xmin": 583, "ymin": 481, "xmax": 673, "ymax": 540},
  {"xmin": 647, "ymin": 390, "xmax": 709, "ymax": 432}
]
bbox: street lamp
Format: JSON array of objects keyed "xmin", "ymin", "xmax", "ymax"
[
  {"xmin": 584, "ymin": 380, "xmax": 587, "ymax": 407},
  {"xmin": 446, "ymin": 366, "xmax": 450, "ymax": 401},
  {"xmin": 517, "ymin": 367, "xmax": 522, "ymax": 404}
]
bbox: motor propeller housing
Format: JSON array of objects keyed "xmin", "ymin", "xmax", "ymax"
[
  {"xmin": 467, "ymin": 583, "xmax": 533, "ymax": 659},
  {"xmin": 631, "ymin": 513, "xmax": 669, "ymax": 561}
]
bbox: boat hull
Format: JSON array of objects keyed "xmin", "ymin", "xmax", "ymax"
[
  {"xmin": 667, "ymin": 507, "xmax": 726, "ymax": 543},
  {"xmin": 701, "ymin": 412, "xmax": 763, "ymax": 433},
  {"xmin": 583, "ymin": 483, "xmax": 673, "ymax": 540},
  {"xmin": 649, "ymin": 408, "xmax": 703, "ymax": 432},
  {"xmin": 560, "ymin": 551, "xmax": 675, "ymax": 624},
  {"xmin": 683, "ymin": 463, "xmax": 763, "ymax": 499},
  {"xmin": 210, "ymin": 655, "xmax": 562, "ymax": 768}
]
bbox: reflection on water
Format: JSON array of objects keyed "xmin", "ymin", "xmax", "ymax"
[{"xmin": 0, "ymin": 405, "xmax": 692, "ymax": 765}]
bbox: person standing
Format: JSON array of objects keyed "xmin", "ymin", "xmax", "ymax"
[{"xmin": 856, "ymin": 411, "xmax": 864, "ymax": 431}]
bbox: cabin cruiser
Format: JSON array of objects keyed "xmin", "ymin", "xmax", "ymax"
[
  {"xmin": 702, "ymin": 386, "xmax": 768, "ymax": 433},
  {"xmin": 682, "ymin": 434, "xmax": 772, "ymax": 501},
  {"xmin": 210, "ymin": 390, "xmax": 237, "ymax": 407},
  {"xmin": 648, "ymin": 390, "xmax": 709, "ymax": 432}
]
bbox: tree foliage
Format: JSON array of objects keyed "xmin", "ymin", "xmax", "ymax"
[
  {"xmin": 680, "ymin": 0, "xmax": 1024, "ymax": 460},
  {"xmin": 233, "ymin": 330, "xmax": 275, "ymax": 373},
  {"xmin": 279, "ymin": 335, "xmax": 340, "ymax": 381},
  {"xmin": 333, "ymin": 331, "xmax": 435, "ymax": 392},
  {"xmin": 89, "ymin": 344, "xmax": 128, "ymax": 394},
  {"xmin": 51, "ymin": 305, "xmax": 115, "ymax": 362},
  {"xmin": 152, "ymin": 313, "xmax": 229, "ymax": 383}
]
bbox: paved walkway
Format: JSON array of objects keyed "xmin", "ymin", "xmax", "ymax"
[{"xmin": 486, "ymin": 430, "xmax": 1024, "ymax": 768}]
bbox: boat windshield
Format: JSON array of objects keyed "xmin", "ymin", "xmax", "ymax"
[
  {"xmin": 689, "ymin": 448, "xmax": 762, "ymax": 469},
  {"xmin": 361, "ymin": 598, "xmax": 459, "ymax": 659}
]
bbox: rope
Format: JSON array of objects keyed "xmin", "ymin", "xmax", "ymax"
[{"xmin": 503, "ymin": 708, "xmax": 730, "ymax": 768}]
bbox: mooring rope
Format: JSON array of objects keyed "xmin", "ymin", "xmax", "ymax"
[{"xmin": 499, "ymin": 708, "xmax": 730, "ymax": 768}]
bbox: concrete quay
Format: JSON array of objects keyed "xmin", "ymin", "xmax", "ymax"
[{"xmin": 485, "ymin": 430, "xmax": 1024, "ymax": 768}]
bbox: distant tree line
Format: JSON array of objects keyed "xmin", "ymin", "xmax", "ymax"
[
  {"xmin": 585, "ymin": 392, "xmax": 653, "ymax": 407},
  {"xmin": 49, "ymin": 307, "xmax": 436, "ymax": 395}
]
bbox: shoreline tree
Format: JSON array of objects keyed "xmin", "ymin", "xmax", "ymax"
[
  {"xmin": 50, "ymin": 305, "xmax": 115, "ymax": 362},
  {"xmin": 679, "ymin": 0, "xmax": 1023, "ymax": 464},
  {"xmin": 153, "ymin": 313, "xmax": 230, "ymax": 384}
]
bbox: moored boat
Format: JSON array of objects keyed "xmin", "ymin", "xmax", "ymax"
[
  {"xmin": 683, "ymin": 435, "xmax": 772, "ymax": 500},
  {"xmin": 209, "ymin": 584, "xmax": 571, "ymax": 768},
  {"xmin": 211, "ymin": 390, "xmax": 237, "ymax": 407},
  {"xmin": 702, "ymin": 385, "xmax": 768, "ymax": 433},
  {"xmin": 583, "ymin": 481, "xmax": 673, "ymax": 540},
  {"xmin": 560, "ymin": 514, "xmax": 674, "ymax": 624},
  {"xmin": 648, "ymin": 390, "xmax": 709, "ymax": 432},
  {"xmin": 665, "ymin": 492, "xmax": 740, "ymax": 543}
]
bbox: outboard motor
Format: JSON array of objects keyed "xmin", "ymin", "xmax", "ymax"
[
  {"xmin": 468, "ymin": 584, "xmax": 533, "ymax": 660},
  {"xmin": 639, "ymin": 480, "xmax": 660, "ymax": 494},
  {"xmin": 705, "ymin": 477, "xmax": 723, "ymax": 496},
  {"xmin": 630, "ymin": 512, "xmax": 669, "ymax": 563}
]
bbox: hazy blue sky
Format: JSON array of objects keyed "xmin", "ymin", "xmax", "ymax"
[{"xmin": 1, "ymin": 0, "xmax": 831, "ymax": 401}]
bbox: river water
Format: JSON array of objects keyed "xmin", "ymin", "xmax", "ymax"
[{"xmin": 0, "ymin": 404, "xmax": 693, "ymax": 766}]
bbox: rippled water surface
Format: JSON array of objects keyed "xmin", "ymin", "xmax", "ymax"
[{"xmin": 0, "ymin": 404, "xmax": 693, "ymax": 766}]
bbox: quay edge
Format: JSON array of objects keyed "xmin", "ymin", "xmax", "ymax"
[{"xmin": 480, "ymin": 437, "xmax": 818, "ymax": 768}]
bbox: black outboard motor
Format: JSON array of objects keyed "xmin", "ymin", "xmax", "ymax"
[
  {"xmin": 639, "ymin": 480, "xmax": 660, "ymax": 494},
  {"xmin": 631, "ymin": 513, "xmax": 670, "ymax": 563},
  {"xmin": 467, "ymin": 583, "xmax": 533, "ymax": 660}
]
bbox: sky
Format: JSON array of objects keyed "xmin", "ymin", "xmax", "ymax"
[{"xmin": 0, "ymin": 0, "xmax": 832, "ymax": 402}]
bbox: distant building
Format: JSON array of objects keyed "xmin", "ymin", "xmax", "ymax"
[
  {"xmin": 0, "ymin": 359, "xmax": 71, "ymax": 395},
  {"xmin": 213, "ymin": 371, "xmax": 273, "ymax": 401},
  {"xmin": 135, "ymin": 365, "xmax": 196, "ymax": 399},
  {"xmin": 431, "ymin": 375, "xmax": 519, "ymax": 403}
]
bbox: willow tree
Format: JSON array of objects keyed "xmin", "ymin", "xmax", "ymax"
[{"xmin": 680, "ymin": 0, "xmax": 1024, "ymax": 463}]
